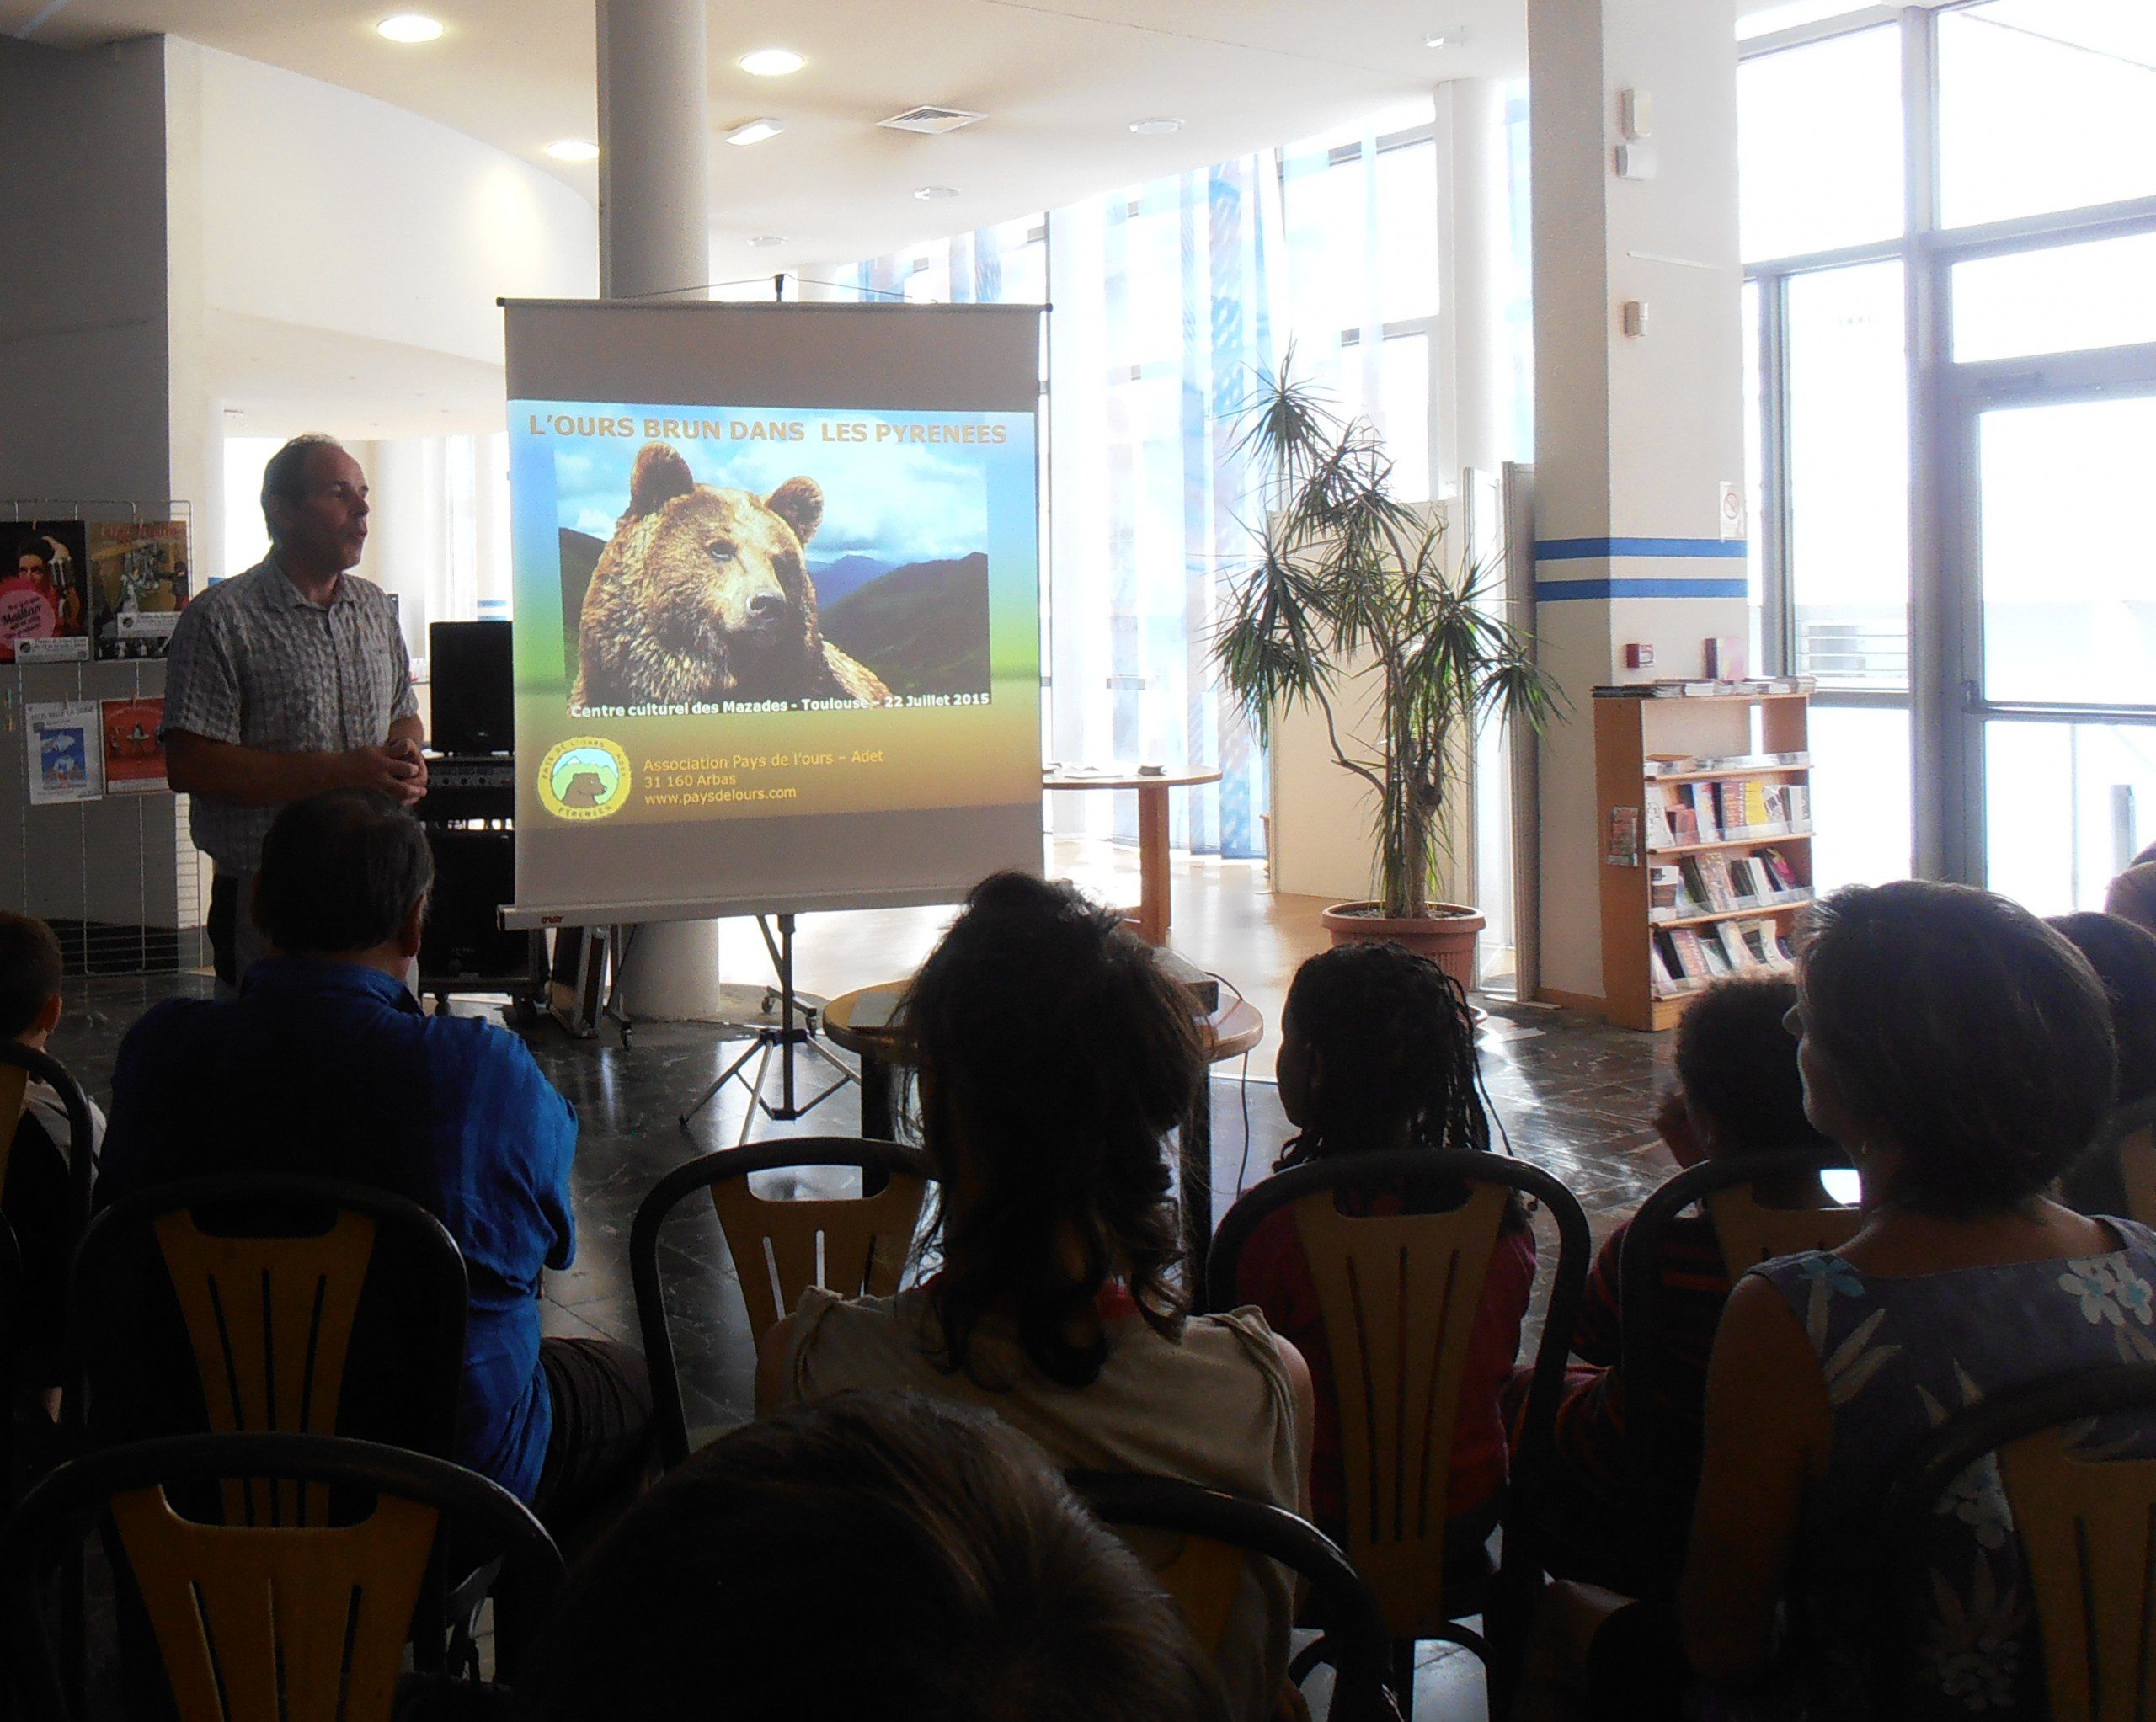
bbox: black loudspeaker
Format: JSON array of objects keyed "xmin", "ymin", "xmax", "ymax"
[
  {"xmin": 419, "ymin": 829, "xmax": 529, "ymax": 984},
  {"xmin": 429, "ymin": 621, "xmax": 513, "ymax": 755}
]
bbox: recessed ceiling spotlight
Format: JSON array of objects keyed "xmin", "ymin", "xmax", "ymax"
[
  {"xmin": 1129, "ymin": 117, "xmax": 1183, "ymax": 135},
  {"xmin": 747, "ymin": 234, "xmax": 788, "ymax": 248},
  {"xmin": 725, "ymin": 117, "xmax": 786, "ymax": 147},
  {"xmin": 376, "ymin": 13, "xmax": 443, "ymax": 42},
  {"xmin": 545, "ymin": 139, "xmax": 600, "ymax": 162},
  {"xmin": 1423, "ymin": 24, "xmax": 1467, "ymax": 46},
  {"xmin": 739, "ymin": 47, "xmax": 804, "ymax": 76},
  {"xmin": 914, "ymin": 185, "xmax": 962, "ymax": 201}
]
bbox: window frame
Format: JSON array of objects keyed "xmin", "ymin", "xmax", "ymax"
[{"xmin": 1743, "ymin": 1, "xmax": 2156, "ymax": 883}]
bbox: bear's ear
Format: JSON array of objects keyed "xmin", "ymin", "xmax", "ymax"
[
  {"xmin": 627, "ymin": 444, "xmax": 696, "ymax": 519},
  {"xmin": 766, "ymin": 477, "xmax": 823, "ymax": 547}
]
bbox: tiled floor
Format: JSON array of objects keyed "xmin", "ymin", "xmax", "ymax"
[{"xmin": 50, "ymin": 840, "xmax": 1682, "ymax": 1718}]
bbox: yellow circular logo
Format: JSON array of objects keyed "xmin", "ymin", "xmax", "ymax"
[{"xmin": 537, "ymin": 737, "xmax": 632, "ymax": 822}]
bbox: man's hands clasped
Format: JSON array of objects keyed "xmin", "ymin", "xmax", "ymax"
[{"xmin": 346, "ymin": 738, "xmax": 430, "ymax": 807}]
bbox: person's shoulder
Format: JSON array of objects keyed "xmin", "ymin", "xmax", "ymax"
[
  {"xmin": 186, "ymin": 564, "xmax": 271, "ymax": 616},
  {"xmin": 121, "ymin": 993, "xmax": 222, "ymax": 1049}
]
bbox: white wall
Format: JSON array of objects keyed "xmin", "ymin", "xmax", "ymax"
[{"xmin": 181, "ymin": 42, "xmax": 598, "ymax": 371}]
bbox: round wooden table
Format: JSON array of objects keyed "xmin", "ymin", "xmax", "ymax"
[
  {"xmin": 825, "ymin": 981, "xmax": 1262, "ymax": 1280},
  {"xmin": 1042, "ymin": 766, "xmax": 1224, "ymax": 946}
]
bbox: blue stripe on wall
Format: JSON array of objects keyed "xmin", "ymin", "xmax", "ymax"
[
  {"xmin": 1535, "ymin": 537, "xmax": 1748, "ymax": 561},
  {"xmin": 1535, "ymin": 578, "xmax": 1751, "ymax": 601}
]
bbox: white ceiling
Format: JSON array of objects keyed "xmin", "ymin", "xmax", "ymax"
[{"xmin": 3, "ymin": 0, "xmax": 1544, "ymax": 270}]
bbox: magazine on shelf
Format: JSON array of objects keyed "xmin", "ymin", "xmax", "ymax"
[{"xmin": 1643, "ymin": 795, "xmax": 1675, "ymax": 849}]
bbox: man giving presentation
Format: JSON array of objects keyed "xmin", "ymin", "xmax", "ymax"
[{"xmin": 163, "ymin": 434, "xmax": 428, "ymax": 988}]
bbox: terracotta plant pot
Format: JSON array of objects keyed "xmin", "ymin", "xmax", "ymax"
[{"xmin": 1321, "ymin": 901, "xmax": 1486, "ymax": 992}]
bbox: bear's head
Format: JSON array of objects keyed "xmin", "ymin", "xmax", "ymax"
[{"xmin": 604, "ymin": 443, "xmax": 826, "ymax": 700}]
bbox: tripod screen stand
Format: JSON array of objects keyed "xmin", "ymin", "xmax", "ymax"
[{"xmin": 678, "ymin": 913, "xmax": 858, "ymax": 1144}]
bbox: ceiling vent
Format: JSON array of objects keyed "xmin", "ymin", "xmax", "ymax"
[{"xmin": 878, "ymin": 105, "xmax": 985, "ymax": 135}]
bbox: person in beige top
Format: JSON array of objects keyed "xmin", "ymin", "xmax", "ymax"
[{"xmin": 759, "ymin": 872, "xmax": 1313, "ymax": 1722}]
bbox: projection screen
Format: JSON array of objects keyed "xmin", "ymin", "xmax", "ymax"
[{"xmin": 499, "ymin": 299, "xmax": 1044, "ymax": 927}]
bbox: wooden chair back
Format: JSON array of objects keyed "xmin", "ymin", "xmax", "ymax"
[
  {"xmin": 1700, "ymin": 1185, "xmax": 1865, "ymax": 1275},
  {"xmin": 1070, "ymin": 1470, "xmax": 1402, "ymax": 1722},
  {"xmin": 76, "ymin": 1176, "xmax": 468, "ymax": 1469},
  {"xmin": 0, "ymin": 1061, "xmax": 29, "ymax": 1192},
  {"xmin": 1293, "ymin": 1180, "xmax": 1506, "ymax": 1639},
  {"xmin": 1881, "ymin": 1364, "xmax": 2156, "ymax": 1722},
  {"xmin": 632, "ymin": 1137, "xmax": 935, "ymax": 1468},
  {"xmin": 1208, "ymin": 1149, "xmax": 1593, "ymax": 1655},
  {"xmin": 0, "ymin": 1431, "xmax": 563, "ymax": 1720},
  {"xmin": 707, "ymin": 1166, "xmax": 926, "ymax": 1341}
]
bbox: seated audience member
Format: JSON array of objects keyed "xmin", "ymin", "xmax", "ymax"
[
  {"xmin": 1676, "ymin": 881, "xmax": 2154, "ymax": 1720},
  {"xmin": 2051, "ymin": 911, "xmax": 2156, "ymax": 1219},
  {"xmin": 526, "ymin": 1389, "xmax": 1228, "ymax": 1722},
  {"xmin": 1232, "ymin": 941, "xmax": 1533, "ymax": 1573},
  {"xmin": 2051, "ymin": 911, "xmax": 2156, "ymax": 1108},
  {"xmin": 0, "ymin": 911, "xmax": 104, "ymax": 1399},
  {"xmin": 99, "ymin": 789, "xmax": 649, "ymax": 1546},
  {"xmin": 1508, "ymin": 973, "xmax": 1830, "ymax": 1591},
  {"xmin": 2106, "ymin": 841, "xmax": 2156, "ymax": 937},
  {"xmin": 757, "ymin": 872, "xmax": 1312, "ymax": 1722}
]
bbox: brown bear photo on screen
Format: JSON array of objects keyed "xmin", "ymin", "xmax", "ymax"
[{"xmin": 571, "ymin": 441, "xmax": 893, "ymax": 711}]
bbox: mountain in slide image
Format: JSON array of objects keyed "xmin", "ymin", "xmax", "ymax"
[
  {"xmin": 805, "ymin": 552, "xmax": 895, "ymax": 610},
  {"xmin": 819, "ymin": 552, "xmax": 990, "ymax": 698}
]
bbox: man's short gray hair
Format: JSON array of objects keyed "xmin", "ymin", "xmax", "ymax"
[{"xmin": 259, "ymin": 434, "xmax": 347, "ymax": 539}]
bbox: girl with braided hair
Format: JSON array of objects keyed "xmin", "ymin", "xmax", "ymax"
[{"xmin": 1234, "ymin": 940, "xmax": 1535, "ymax": 1566}]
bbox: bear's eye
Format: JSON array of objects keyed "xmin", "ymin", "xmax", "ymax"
[{"xmin": 706, "ymin": 540, "xmax": 737, "ymax": 567}]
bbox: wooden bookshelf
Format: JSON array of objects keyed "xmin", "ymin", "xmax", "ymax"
[{"xmin": 1594, "ymin": 687, "xmax": 1814, "ymax": 1032}]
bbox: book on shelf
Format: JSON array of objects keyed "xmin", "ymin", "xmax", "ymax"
[
  {"xmin": 1643, "ymin": 796, "xmax": 1674, "ymax": 850},
  {"xmin": 1700, "ymin": 935, "xmax": 1735, "ymax": 978},
  {"xmin": 1668, "ymin": 799, "xmax": 1701, "ymax": 845},
  {"xmin": 1648, "ymin": 864, "xmax": 1686, "ymax": 914},
  {"xmin": 1755, "ymin": 846, "xmax": 1801, "ymax": 892},
  {"xmin": 1716, "ymin": 921, "xmax": 1756, "ymax": 972},
  {"xmin": 1742, "ymin": 780, "xmax": 1774, "ymax": 829},
  {"xmin": 1696, "ymin": 852, "xmax": 1738, "ymax": 911},
  {"xmin": 1684, "ymin": 782, "xmax": 1721, "ymax": 841},
  {"xmin": 1649, "ymin": 937, "xmax": 1683, "ymax": 998},
  {"xmin": 1644, "ymin": 754, "xmax": 1697, "ymax": 776},
  {"xmin": 1668, "ymin": 927, "xmax": 1715, "ymax": 983}
]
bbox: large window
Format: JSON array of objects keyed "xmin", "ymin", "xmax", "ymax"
[{"xmin": 1743, "ymin": 2, "xmax": 2156, "ymax": 907}]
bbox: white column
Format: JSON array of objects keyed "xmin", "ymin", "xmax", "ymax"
[
  {"xmin": 1528, "ymin": 0, "xmax": 1748, "ymax": 1005},
  {"xmin": 595, "ymin": 0, "xmax": 732, "ymax": 1019},
  {"xmin": 596, "ymin": 0, "xmax": 712, "ymax": 302},
  {"xmin": 1434, "ymin": 77, "xmax": 1512, "ymax": 482}
]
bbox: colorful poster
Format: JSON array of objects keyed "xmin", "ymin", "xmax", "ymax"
[
  {"xmin": 0, "ymin": 522, "xmax": 91, "ymax": 664},
  {"xmin": 509, "ymin": 402, "xmax": 1038, "ymax": 831},
  {"xmin": 24, "ymin": 700, "xmax": 102, "ymax": 804},
  {"xmin": 88, "ymin": 520, "xmax": 191, "ymax": 662},
  {"xmin": 100, "ymin": 696, "xmax": 167, "ymax": 794}
]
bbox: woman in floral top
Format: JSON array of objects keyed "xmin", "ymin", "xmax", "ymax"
[{"xmin": 1678, "ymin": 879, "xmax": 2156, "ymax": 1719}]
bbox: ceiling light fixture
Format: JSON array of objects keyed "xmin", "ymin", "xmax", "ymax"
[
  {"xmin": 1422, "ymin": 25, "xmax": 1467, "ymax": 47},
  {"xmin": 747, "ymin": 234, "xmax": 788, "ymax": 248},
  {"xmin": 1129, "ymin": 117, "xmax": 1183, "ymax": 135},
  {"xmin": 545, "ymin": 139, "xmax": 600, "ymax": 162},
  {"xmin": 739, "ymin": 47, "xmax": 803, "ymax": 76},
  {"xmin": 376, "ymin": 13, "xmax": 444, "ymax": 42},
  {"xmin": 914, "ymin": 185, "xmax": 961, "ymax": 201},
  {"xmin": 725, "ymin": 117, "xmax": 785, "ymax": 147}
]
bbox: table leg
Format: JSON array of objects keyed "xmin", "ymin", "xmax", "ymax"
[
  {"xmin": 1137, "ymin": 782, "xmax": 1171, "ymax": 946},
  {"xmin": 859, "ymin": 1053, "xmax": 896, "ymax": 1143},
  {"xmin": 1181, "ymin": 1089, "xmax": 1214, "ymax": 1299}
]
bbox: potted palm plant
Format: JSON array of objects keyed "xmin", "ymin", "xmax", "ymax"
[{"xmin": 1212, "ymin": 359, "xmax": 1560, "ymax": 983}]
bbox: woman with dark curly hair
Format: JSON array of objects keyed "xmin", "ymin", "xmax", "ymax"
[
  {"xmin": 757, "ymin": 872, "xmax": 1312, "ymax": 1722},
  {"xmin": 1673, "ymin": 881, "xmax": 2156, "ymax": 1720},
  {"xmin": 1232, "ymin": 940, "xmax": 1534, "ymax": 1573}
]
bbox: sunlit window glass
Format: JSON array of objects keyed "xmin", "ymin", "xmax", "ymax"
[
  {"xmin": 1952, "ymin": 230, "xmax": 2156, "ymax": 364},
  {"xmin": 1786, "ymin": 261, "xmax": 1908, "ymax": 690},
  {"xmin": 1738, "ymin": 25, "xmax": 1903, "ymax": 263},
  {"xmin": 1939, "ymin": 2, "xmax": 2156, "ymax": 231}
]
